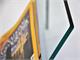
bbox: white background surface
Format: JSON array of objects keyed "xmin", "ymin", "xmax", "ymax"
[{"xmin": 37, "ymin": 0, "xmax": 80, "ymax": 60}]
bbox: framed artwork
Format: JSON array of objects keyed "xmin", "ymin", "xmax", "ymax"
[{"xmin": 0, "ymin": 0, "xmax": 41, "ymax": 60}]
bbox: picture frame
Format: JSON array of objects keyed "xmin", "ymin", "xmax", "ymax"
[{"xmin": 0, "ymin": 0, "xmax": 41, "ymax": 60}]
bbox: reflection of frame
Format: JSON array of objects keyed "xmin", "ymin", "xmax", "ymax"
[{"xmin": 0, "ymin": 0, "xmax": 41, "ymax": 60}]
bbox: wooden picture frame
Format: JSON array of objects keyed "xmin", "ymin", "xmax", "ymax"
[{"xmin": 0, "ymin": 0, "xmax": 40, "ymax": 60}]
